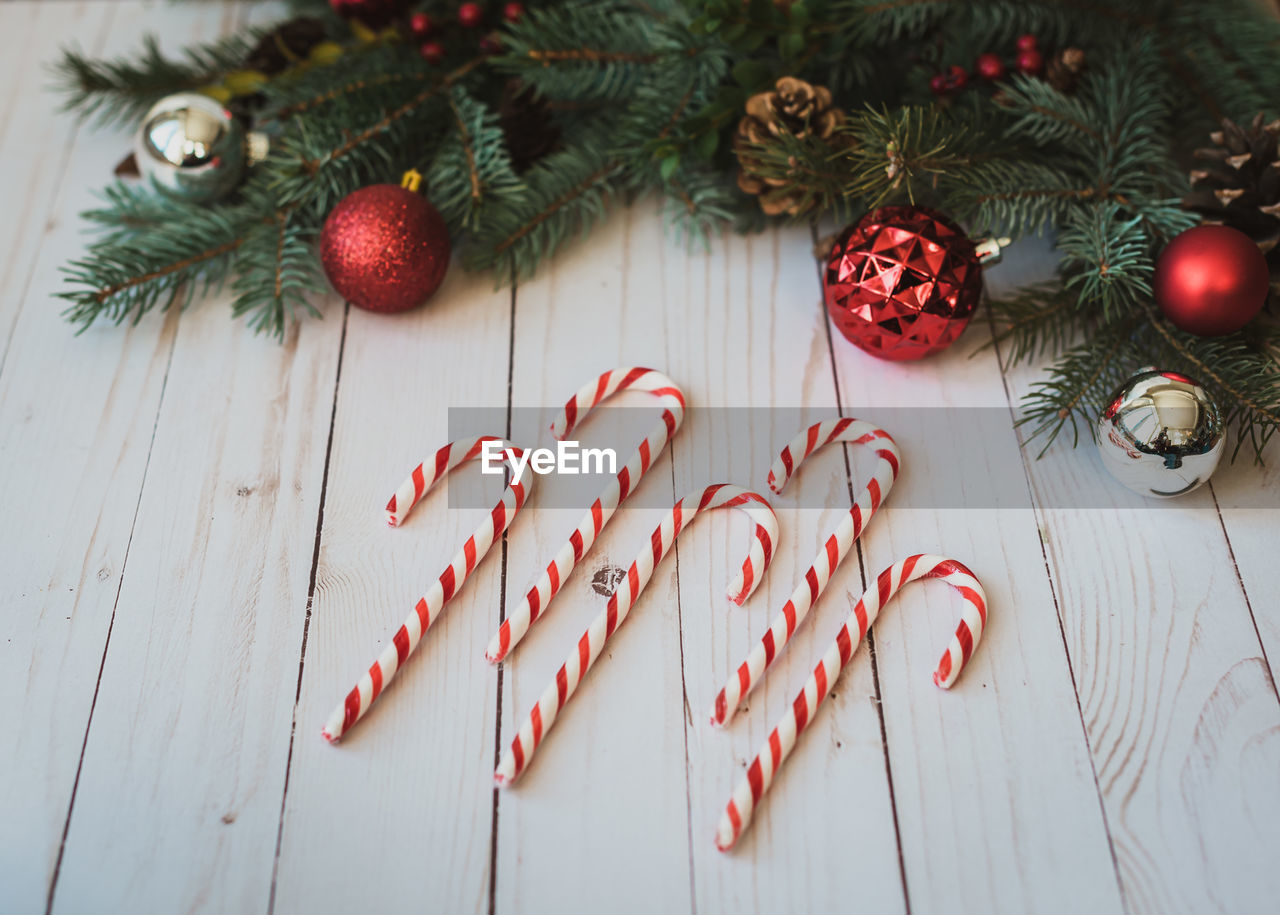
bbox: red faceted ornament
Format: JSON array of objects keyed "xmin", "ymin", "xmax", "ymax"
[
  {"xmin": 320, "ymin": 181, "xmax": 451, "ymax": 314},
  {"xmin": 824, "ymin": 206, "xmax": 984, "ymax": 361},
  {"xmin": 1153, "ymin": 224, "xmax": 1269, "ymax": 336}
]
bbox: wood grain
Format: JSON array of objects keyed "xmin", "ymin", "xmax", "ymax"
[
  {"xmin": 492, "ymin": 203, "xmax": 691, "ymax": 915},
  {"xmin": 271, "ymin": 270, "xmax": 513, "ymax": 915},
  {"xmin": 650, "ymin": 211, "xmax": 908, "ymax": 913},
  {"xmin": 3, "ymin": 3, "xmax": 1279, "ymax": 911},
  {"xmin": 0, "ymin": 4, "xmax": 235, "ymax": 912},
  {"xmin": 992, "ymin": 240, "xmax": 1280, "ymax": 915},
  {"xmin": 829, "ymin": 257, "xmax": 1126, "ymax": 914}
]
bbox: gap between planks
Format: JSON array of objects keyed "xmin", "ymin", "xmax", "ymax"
[
  {"xmin": 982, "ymin": 305, "xmax": 1131, "ymax": 915},
  {"xmin": 267, "ymin": 302, "xmax": 351, "ymax": 915},
  {"xmin": 808, "ymin": 220, "xmax": 912, "ymax": 914}
]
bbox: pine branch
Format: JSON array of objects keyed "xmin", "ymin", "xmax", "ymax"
[
  {"xmin": 59, "ymin": 190, "xmax": 260, "ymax": 330},
  {"xmin": 430, "ymin": 87, "xmax": 525, "ymax": 232},
  {"xmin": 230, "ymin": 203, "xmax": 327, "ymax": 338},
  {"xmin": 55, "ymin": 32, "xmax": 260, "ymax": 127},
  {"xmin": 985, "ymin": 281, "xmax": 1083, "ymax": 366},
  {"xmin": 1017, "ymin": 316, "xmax": 1144, "ymax": 454}
]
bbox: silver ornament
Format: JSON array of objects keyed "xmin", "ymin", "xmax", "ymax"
[
  {"xmin": 134, "ymin": 93, "xmax": 247, "ymax": 202},
  {"xmin": 1096, "ymin": 367, "xmax": 1224, "ymax": 498}
]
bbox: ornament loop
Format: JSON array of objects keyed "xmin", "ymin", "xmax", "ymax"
[{"xmin": 400, "ymin": 168, "xmax": 423, "ymax": 193}]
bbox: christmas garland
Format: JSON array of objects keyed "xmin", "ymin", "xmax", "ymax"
[{"xmin": 55, "ymin": 0, "xmax": 1280, "ymax": 457}]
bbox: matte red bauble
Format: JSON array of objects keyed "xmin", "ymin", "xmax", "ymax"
[
  {"xmin": 320, "ymin": 184, "xmax": 451, "ymax": 314},
  {"xmin": 1153, "ymin": 225, "xmax": 1269, "ymax": 336},
  {"xmin": 824, "ymin": 206, "xmax": 984, "ymax": 361}
]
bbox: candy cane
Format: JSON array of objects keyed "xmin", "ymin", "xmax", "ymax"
[
  {"xmin": 484, "ymin": 367, "xmax": 686, "ymax": 664},
  {"xmin": 715, "ymin": 554, "xmax": 987, "ymax": 851},
  {"xmin": 494, "ymin": 484, "xmax": 777, "ymax": 785},
  {"xmin": 710, "ymin": 418, "xmax": 900, "ymax": 727},
  {"xmin": 321, "ymin": 437, "xmax": 530, "ymax": 742}
]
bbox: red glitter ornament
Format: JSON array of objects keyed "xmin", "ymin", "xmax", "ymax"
[
  {"xmin": 458, "ymin": 2, "xmax": 485, "ymax": 27},
  {"xmin": 419, "ymin": 40, "xmax": 445, "ymax": 63},
  {"xmin": 503, "ymin": 1, "xmax": 525, "ymax": 21},
  {"xmin": 824, "ymin": 206, "xmax": 984, "ymax": 361},
  {"xmin": 1015, "ymin": 33, "xmax": 1038, "ymax": 52},
  {"xmin": 1153, "ymin": 224, "xmax": 1269, "ymax": 336},
  {"xmin": 320, "ymin": 175, "xmax": 451, "ymax": 314}
]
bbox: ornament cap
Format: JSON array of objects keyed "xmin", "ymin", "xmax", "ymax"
[
  {"xmin": 973, "ymin": 236, "xmax": 1011, "ymax": 265},
  {"xmin": 246, "ymin": 131, "xmax": 270, "ymax": 167}
]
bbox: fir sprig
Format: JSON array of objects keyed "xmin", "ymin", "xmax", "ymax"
[{"xmin": 50, "ymin": 0, "xmax": 1280, "ymax": 459}]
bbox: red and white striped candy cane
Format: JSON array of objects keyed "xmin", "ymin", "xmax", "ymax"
[
  {"xmin": 321, "ymin": 437, "xmax": 530, "ymax": 742},
  {"xmin": 494, "ymin": 484, "xmax": 777, "ymax": 785},
  {"xmin": 484, "ymin": 367, "xmax": 686, "ymax": 664},
  {"xmin": 715, "ymin": 554, "xmax": 987, "ymax": 851},
  {"xmin": 710, "ymin": 417, "xmax": 900, "ymax": 727}
]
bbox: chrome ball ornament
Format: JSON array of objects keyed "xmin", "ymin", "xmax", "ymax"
[
  {"xmin": 134, "ymin": 93, "xmax": 247, "ymax": 202},
  {"xmin": 1096, "ymin": 368, "xmax": 1224, "ymax": 498}
]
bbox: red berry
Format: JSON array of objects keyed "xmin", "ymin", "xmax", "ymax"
[
  {"xmin": 419, "ymin": 40, "xmax": 445, "ymax": 63},
  {"xmin": 1015, "ymin": 34, "xmax": 1038, "ymax": 51},
  {"xmin": 502, "ymin": 1, "xmax": 524, "ymax": 21},
  {"xmin": 478, "ymin": 34, "xmax": 502, "ymax": 55},
  {"xmin": 409, "ymin": 11, "xmax": 433, "ymax": 36},
  {"xmin": 458, "ymin": 2, "xmax": 484, "ymax": 27},
  {"xmin": 975, "ymin": 52, "xmax": 1005, "ymax": 81},
  {"xmin": 931, "ymin": 65, "xmax": 969, "ymax": 96},
  {"xmin": 1015, "ymin": 48, "xmax": 1044, "ymax": 74}
]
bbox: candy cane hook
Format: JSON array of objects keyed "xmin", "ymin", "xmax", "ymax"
[
  {"xmin": 495, "ymin": 484, "xmax": 777, "ymax": 785},
  {"xmin": 711, "ymin": 417, "xmax": 900, "ymax": 727},
  {"xmin": 485, "ymin": 367, "xmax": 686, "ymax": 664},
  {"xmin": 321, "ymin": 437, "xmax": 531, "ymax": 742},
  {"xmin": 716, "ymin": 554, "xmax": 987, "ymax": 851}
]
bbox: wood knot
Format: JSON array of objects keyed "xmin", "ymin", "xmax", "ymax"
[{"xmin": 590, "ymin": 565, "xmax": 627, "ymax": 597}]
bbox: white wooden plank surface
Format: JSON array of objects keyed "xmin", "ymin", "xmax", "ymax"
[
  {"xmin": 3, "ymin": 3, "xmax": 1280, "ymax": 914},
  {"xmin": 0, "ymin": 4, "xmax": 236, "ymax": 913},
  {"xmin": 816, "ymin": 250, "xmax": 1127, "ymax": 914},
  {"xmin": 993, "ymin": 247, "xmax": 1280, "ymax": 914},
  {"xmin": 493, "ymin": 206, "xmax": 689, "ymax": 915},
  {"xmin": 271, "ymin": 273, "xmax": 512, "ymax": 914},
  {"xmin": 652, "ymin": 215, "xmax": 907, "ymax": 913}
]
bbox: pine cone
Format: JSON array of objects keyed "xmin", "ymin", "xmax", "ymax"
[
  {"xmin": 498, "ymin": 80, "xmax": 561, "ymax": 173},
  {"xmin": 1045, "ymin": 47, "xmax": 1086, "ymax": 93},
  {"xmin": 735, "ymin": 77, "xmax": 845, "ymax": 217},
  {"xmin": 244, "ymin": 17, "xmax": 328, "ymax": 75},
  {"xmin": 1183, "ymin": 114, "xmax": 1280, "ymax": 266}
]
